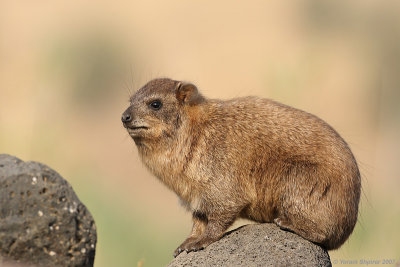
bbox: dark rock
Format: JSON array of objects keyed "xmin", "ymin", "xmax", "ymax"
[
  {"xmin": 168, "ymin": 223, "xmax": 331, "ymax": 267},
  {"xmin": 0, "ymin": 154, "xmax": 97, "ymax": 267}
]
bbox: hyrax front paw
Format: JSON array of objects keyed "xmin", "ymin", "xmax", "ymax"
[
  {"xmin": 173, "ymin": 247, "xmax": 184, "ymax": 258},
  {"xmin": 174, "ymin": 239, "xmax": 201, "ymax": 257},
  {"xmin": 174, "ymin": 237, "xmax": 197, "ymax": 257},
  {"xmin": 173, "ymin": 237, "xmax": 217, "ymax": 257}
]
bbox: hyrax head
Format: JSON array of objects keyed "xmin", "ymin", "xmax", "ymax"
[{"xmin": 122, "ymin": 78, "xmax": 204, "ymax": 142}]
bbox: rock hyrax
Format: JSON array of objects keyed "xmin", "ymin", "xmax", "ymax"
[{"xmin": 121, "ymin": 78, "xmax": 361, "ymax": 256}]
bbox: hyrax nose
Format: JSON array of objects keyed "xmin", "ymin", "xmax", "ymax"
[{"xmin": 121, "ymin": 111, "xmax": 132, "ymax": 123}]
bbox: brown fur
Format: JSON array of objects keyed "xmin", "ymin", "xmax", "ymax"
[{"xmin": 121, "ymin": 78, "xmax": 361, "ymax": 256}]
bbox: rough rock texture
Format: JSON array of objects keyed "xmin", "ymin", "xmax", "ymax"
[
  {"xmin": 0, "ymin": 154, "xmax": 97, "ymax": 267},
  {"xmin": 168, "ymin": 223, "xmax": 331, "ymax": 267}
]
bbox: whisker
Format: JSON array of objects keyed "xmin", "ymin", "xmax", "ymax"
[{"xmin": 130, "ymin": 64, "xmax": 135, "ymax": 94}]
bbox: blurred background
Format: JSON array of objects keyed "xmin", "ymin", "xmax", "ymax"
[{"xmin": 1, "ymin": 0, "xmax": 399, "ymax": 266}]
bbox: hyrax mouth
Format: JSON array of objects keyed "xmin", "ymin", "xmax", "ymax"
[
  {"xmin": 127, "ymin": 126, "xmax": 149, "ymax": 131},
  {"xmin": 126, "ymin": 126, "xmax": 149, "ymax": 137}
]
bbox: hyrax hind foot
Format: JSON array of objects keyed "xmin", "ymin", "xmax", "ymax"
[
  {"xmin": 274, "ymin": 217, "xmax": 293, "ymax": 231},
  {"xmin": 174, "ymin": 236, "xmax": 218, "ymax": 257}
]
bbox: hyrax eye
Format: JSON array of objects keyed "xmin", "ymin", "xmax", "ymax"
[{"xmin": 149, "ymin": 100, "xmax": 162, "ymax": 110}]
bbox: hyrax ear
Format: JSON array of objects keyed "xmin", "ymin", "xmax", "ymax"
[{"xmin": 175, "ymin": 82, "xmax": 204, "ymax": 105}]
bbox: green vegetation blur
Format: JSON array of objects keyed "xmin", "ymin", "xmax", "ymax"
[{"xmin": 1, "ymin": 1, "xmax": 399, "ymax": 266}]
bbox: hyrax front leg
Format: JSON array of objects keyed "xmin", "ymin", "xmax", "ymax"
[
  {"xmin": 174, "ymin": 211, "xmax": 207, "ymax": 257},
  {"xmin": 174, "ymin": 209, "xmax": 240, "ymax": 256}
]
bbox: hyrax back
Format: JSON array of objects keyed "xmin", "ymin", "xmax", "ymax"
[{"xmin": 122, "ymin": 78, "xmax": 361, "ymax": 256}]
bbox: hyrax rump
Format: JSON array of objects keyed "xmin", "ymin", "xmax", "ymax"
[{"xmin": 121, "ymin": 78, "xmax": 361, "ymax": 256}]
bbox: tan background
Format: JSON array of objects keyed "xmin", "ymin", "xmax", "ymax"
[{"xmin": 1, "ymin": 1, "xmax": 399, "ymax": 266}]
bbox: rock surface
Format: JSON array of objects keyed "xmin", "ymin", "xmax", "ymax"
[
  {"xmin": 168, "ymin": 223, "xmax": 331, "ymax": 267},
  {"xmin": 0, "ymin": 154, "xmax": 97, "ymax": 267}
]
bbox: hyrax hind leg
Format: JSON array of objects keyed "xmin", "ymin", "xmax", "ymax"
[{"xmin": 274, "ymin": 215, "xmax": 327, "ymax": 245}]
